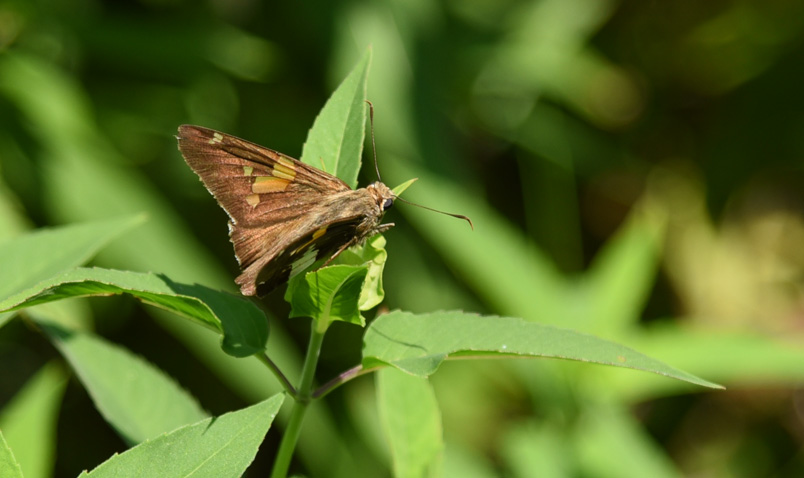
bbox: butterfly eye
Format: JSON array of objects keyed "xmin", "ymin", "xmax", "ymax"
[{"xmin": 382, "ymin": 198, "xmax": 394, "ymax": 210}]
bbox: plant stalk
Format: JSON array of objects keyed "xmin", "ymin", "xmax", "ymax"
[
  {"xmin": 313, "ymin": 364, "xmax": 380, "ymax": 399},
  {"xmin": 270, "ymin": 324, "xmax": 326, "ymax": 478},
  {"xmin": 257, "ymin": 353, "xmax": 297, "ymax": 397}
]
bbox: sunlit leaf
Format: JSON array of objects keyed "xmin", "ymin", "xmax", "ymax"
[
  {"xmin": 78, "ymin": 395, "xmax": 284, "ymax": 478},
  {"xmin": 391, "ymin": 178, "xmax": 417, "ymax": 197},
  {"xmin": 0, "ymin": 268, "xmax": 268, "ymax": 357},
  {"xmin": 301, "ymin": 48, "xmax": 371, "ymax": 188},
  {"xmin": 377, "ymin": 368, "xmax": 443, "ymax": 478},
  {"xmin": 363, "ymin": 310, "xmax": 722, "ymax": 389},
  {"xmin": 336, "ymin": 234, "xmax": 388, "ymax": 311},
  {"xmin": 0, "ymin": 431, "xmax": 23, "ymax": 478},
  {"xmin": 37, "ymin": 319, "xmax": 207, "ymax": 445},
  {"xmin": 0, "ymin": 216, "xmax": 144, "ymax": 302},
  {"xmin": 0, "ymin": 362, "xmax": 66, "ymax": 478},
  {"xmin": 287, "ymin": 265, "xmax": 369, "ymax": 330}
]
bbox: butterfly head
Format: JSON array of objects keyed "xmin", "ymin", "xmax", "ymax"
[{"xmin": 367, "ymin": 181, "xmax": 395, "ymax": 213}]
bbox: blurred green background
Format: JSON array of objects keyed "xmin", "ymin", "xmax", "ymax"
[{"xmin": 1, "ymin": 0, "xmax": 804, "ymax": 477}]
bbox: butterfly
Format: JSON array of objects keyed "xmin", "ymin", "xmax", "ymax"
[{"xmin": 177, "ymin": 124, "xmax": 406, "ymax": 297}]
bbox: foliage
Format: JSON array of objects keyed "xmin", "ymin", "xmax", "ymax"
[
  {"xmin": 0, "ymin": 57, "xmax": 718, "ymax": 476},
  {"xmin": 1, "ymin": 1, "xmax": 804, "ymax": 477}
]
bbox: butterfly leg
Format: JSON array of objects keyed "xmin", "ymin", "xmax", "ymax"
[
  {"xmin": 320, "ymin": 223, "xmax": 395, "ymax": 267},
  {"xmin": 321, "ymin": 237, "xmax": 360, "ymax": 267},
  {"xmin": 376, "ymin": 222, "xmax": 394, "ymax": 234}
]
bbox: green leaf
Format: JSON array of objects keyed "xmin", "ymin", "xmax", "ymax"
[
  {"xmin": 283, "ymin": 50, "xmax": 386, "ymax": 330},
  {"xmin": 377, "ymin": 368, "xmax": 443, "ymax": 478},
  {"xmin": 0, "ymin": 52, "xmax": 234, "ymax": 288},
  {"xmin": 582, "ymin": 210, "xmax": 664, "ymax": 333},
  {"xmin": 78, "ymin": 394, "xmax": 284, "ymax": 478},
  {"xmin": 0, "ymin": 267, "xmax": 268, "ymax": 357},
  {"xmin": 0, "ymin": 431, "xmax": 23, "ymax": 478},
  {"xmin": 286, "ymin": 264, "xmax": 369, "ymax": 330},
  {"xmin": 284, "ymin": 234, "xmax": 389, "ymax": 325},
  {"xmin": 0, "ymin": 174, "xmax": 32, "ymax": 242},
  {"xmin": 391, "ymin": 178, "xmax": 418, "ymax": 197},
  {"xmin": 0, "ymin": 362, "xmax": 67, "ymax": 478},
  {"xmin": 335, "ymin": 234, "xmax": 388, "ymax": 311},
  {"xmin": 0, "ymin": 216, "xmax": 143, "ymax": 330},
  {"xmin": 594, "ymin": 324, "xmax": 804, "ymax": 402},
  {"xmin": 300, "ymin": 48, "xmax": 371, "ymax": 188},
  {"xmin": 0, "ymin": 216, "xmax": 144, "ymax": 306},
  {"xmin": 37, "ymin": 319, "xmax": 208, "ymax": 445},
  {"xmin": 362, "ymin": 310, "xmax": 722, "ymax": 389},
  {"xmin": 0, "ymin": 52, "xmax": 365, "ymax": 477}
]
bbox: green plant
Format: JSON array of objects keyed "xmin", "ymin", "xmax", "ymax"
[
  {"xmin": 4, "ymin": 1, "xmax": 804, "ymax": 475},
  {"xmin": 0, "ymin": 52, "xmax": 721, "ymax": 478}
]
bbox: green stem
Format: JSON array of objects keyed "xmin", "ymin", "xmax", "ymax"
[
  {"xmin": 270, "ymin": 324, "xmax": 327, "ymax": 478},
  {"xmin": 313, "ymin": 364, "xmax": 380, "ymax": 399},
  {"xmin": 256, "ymin": 353, "xmax": 297, "ymax": 397}
]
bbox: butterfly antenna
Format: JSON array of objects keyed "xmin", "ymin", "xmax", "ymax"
[
  {"xmin": 395, "ymin": 196, "xmax": 474, "ymax": 230},
  {"xmin": 366, "ymin": 100, "xmax": 382, "ymax": 181},
  {"xmin": 365, "ymin": 100, "xmax": 473, "ymax": 230}
]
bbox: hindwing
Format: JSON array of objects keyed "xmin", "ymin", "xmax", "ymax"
[{"xmin": 232, "ymin": 213, "xmax": 375, "ymax": 296}]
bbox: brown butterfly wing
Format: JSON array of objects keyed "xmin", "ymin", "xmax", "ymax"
[
  {"xmin": 177, "ymin": 125, "xmax": 349, "ymax": 228},
  {"xmin": 177, "ymin": 125, "xmax": 374, "ymax": 296},
  {"xmin": 237, "ymin": 209, "xmax": 376, "ymax": 296}
]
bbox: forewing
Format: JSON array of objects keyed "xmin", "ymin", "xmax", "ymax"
[{"xmin": 177, "ymin": 125, "xmax": 350, "ymax": 228}]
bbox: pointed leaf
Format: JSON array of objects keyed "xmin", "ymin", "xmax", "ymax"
[
  {"xmin": 0, "ymin": 431, "xmax": 23, "ymax": 478},
  {"xmin": 391, "ymin": 178, "xmax": 418, "ymax": 196},
  {"xmin": 362, "ymin": 310, "xmax": 722, "ymax": 388},
  {"xmin": 0, "ymin": 362, "xmax": 67, "ymax": 478},
  {"xmin": 78, "ymin": 395, "xmax": 284, "ymax": 478},
  {"xmin": 582, "ymin": 210, "xmax": 664, "ymax": 332},
  {"xmin": 38, "ymin": 320, "xmax": 208, "ymax": 445},
  {"xmin": 0, "ymin": 267, "xmax": 268, "ymax": 357},
  {"xmin": 377, "ymin": 368, "xmax": 443, "ymax": 478},
  {"xmin": 300, "ymin": 49, "xmax": 371, "ymax": 188},
  {"xmin": 0, "ymin": 216, "xmax": 144, "ymax": 301}
]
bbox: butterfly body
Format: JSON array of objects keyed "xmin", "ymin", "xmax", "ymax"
[{"xmin": 177, "ymin": 125, "xmax": 394, "ymax": 297}]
